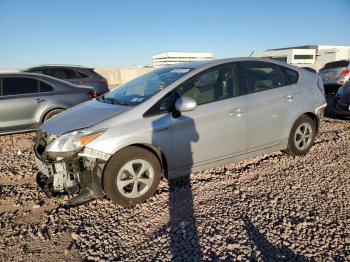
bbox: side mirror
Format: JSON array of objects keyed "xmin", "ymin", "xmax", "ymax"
[{"xmin": 175, "ymin": 97, "xmax": 197, "ymax": 112}]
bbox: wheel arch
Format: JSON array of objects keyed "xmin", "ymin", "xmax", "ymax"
[
  {"xmin": 104, "ymin": 143, "xmax": 169, "ymax": 180},
  {"xmin": 40, "ymin": 107, "xmax": 66, "ymax": 123},
  {"xmin": 288, "ymin": 112, "xmax": 319, "ymax": 137},
  {"xmin": 303, "ymin": 112, "xmax": 319, "ymax": 134}
]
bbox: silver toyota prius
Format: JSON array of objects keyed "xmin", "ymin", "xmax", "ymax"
[{"xmin": 34, "ymin": 58, "xmax": 327, "ymax": 206}]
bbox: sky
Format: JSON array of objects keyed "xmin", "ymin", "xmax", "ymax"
[{"xmin": 0, "ymin": 0, "xmax": 349, "ymax": 69}]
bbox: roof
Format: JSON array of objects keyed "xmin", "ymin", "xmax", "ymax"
[
  {"xmin": 154, "ymin": 57, "xmax": 299, "ymax": 71},
  {"xmin": 27, "ymin": 64, "xmax": 93, "ymax": 69},
  {"xmin": 0, "ymin": 72, "xmax": 76, "ymax": 85}
]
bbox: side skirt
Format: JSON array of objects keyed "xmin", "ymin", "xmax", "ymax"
[{"xmin": 167, "ymin": 140, "xmax": 288, "ymax": 179}]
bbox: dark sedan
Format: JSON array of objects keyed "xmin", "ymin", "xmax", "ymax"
[{"xmin": 0, "ymin": 72, "xmax": 96, "ymax": 135}]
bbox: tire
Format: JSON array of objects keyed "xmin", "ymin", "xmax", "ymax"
[
  {"xmin": 103, "ymin": 146, "xmax": 161, "ymax": 207},
  {"xmin": 284, "ymin": 115, "xmax": 316, "ymax": 156},
  {"xmin": 43, "ymin": 109, "xmax": 64, "ymax": 122}
]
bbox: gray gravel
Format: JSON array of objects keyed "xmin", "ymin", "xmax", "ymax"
[{"xmin": 1, "ymin": 99, "xmax": 350, "ymax": 261}]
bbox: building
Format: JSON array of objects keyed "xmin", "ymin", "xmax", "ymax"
[
  {"xmin": 252, "ymin": 45, "xmax": 350, "ymax": 70},
  {"xmin": 152, "ymin": 51, "xmax": 214, "ymax": 68}
]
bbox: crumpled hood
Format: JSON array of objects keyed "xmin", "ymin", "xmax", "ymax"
[{"xmin": 41, "ymin": 99, "xmax": 130, "ymax": 136}]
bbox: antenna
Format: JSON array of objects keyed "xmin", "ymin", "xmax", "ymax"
[{"xmin": 249, "ymin": 51, "xmax": 255, "ymax": 57}]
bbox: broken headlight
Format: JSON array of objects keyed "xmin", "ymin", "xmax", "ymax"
[{"xmin": 46, "ymin": 129, "xmax": 106, "ymax": 158}]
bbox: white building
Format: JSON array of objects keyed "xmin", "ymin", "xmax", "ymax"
[
  {"xmin": 152, "ymin": 51, "xmax": 214, "ymax": 68},
  {"xmin": 252, "ymin": 45, "xmax": 350, "ymax": 70}
]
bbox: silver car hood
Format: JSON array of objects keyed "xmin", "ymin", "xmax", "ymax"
[{"xmin": 41, "ymin": 99, "xmax": 131, "ymax": 136}]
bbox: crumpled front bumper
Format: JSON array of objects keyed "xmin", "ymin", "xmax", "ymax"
[{"xmin": 34, "ymin": 131, "xmax": 111, "ymax": 206}]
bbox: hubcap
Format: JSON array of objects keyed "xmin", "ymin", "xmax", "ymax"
[
  {"xmin": 294, "ymin": 122, "xmax": 313, "ymax": 151},
  {"xmin": 116, "ymin": 159, "xmax": 154, "ymax": 198}
]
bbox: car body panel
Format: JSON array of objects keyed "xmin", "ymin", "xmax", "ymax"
[
  {"xmin": 41, "ymin": 99, "xmax": 131, "ymax": 135},
  {"xmin": 244, "ymin": 84, "xmax": 298, "ymax": 151},
  {"xmin": 170, "ymin": 95, "xmax": 247, "ymax": 169}
]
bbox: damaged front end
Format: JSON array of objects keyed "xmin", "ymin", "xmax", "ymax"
[{"xmin": 34, "ymin": 129, "xmax": 111, "ymax": 206}]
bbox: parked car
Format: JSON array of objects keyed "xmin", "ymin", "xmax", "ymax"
[
  {"xmin": 24, "ymin": 65, "xmax": 109, "ymax": 95},
  {"xmin": 0, "ymin": 73, "xmax": 96, "ymax": 135},
  {"xmin": 34, "ymin": 58, "xmax": 326, "ymax": 206},
  {"xmin": 333, "ymin": 81, "xmax": 350, "ymax": 118},
  {"xmin": 318, "ymin": 60, "xmax": 350, "ymax": 92}
]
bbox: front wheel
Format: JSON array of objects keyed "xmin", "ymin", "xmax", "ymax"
[
  {"xmin": 103, "ymin": 146, "xmax": 161, "ymax": 207},
  {"xmin": 284, "ymin": 115, "xmax": 316, "ymax": 156}
]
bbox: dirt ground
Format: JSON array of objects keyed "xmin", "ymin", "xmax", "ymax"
[{"xmin": 1, "ymin": 96, "xmax": 349, "ymax": 261}]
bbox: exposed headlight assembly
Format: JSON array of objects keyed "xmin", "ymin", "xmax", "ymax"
[{"xmin": 46, "ymin": 129, "xmax": 106, "ymax": 159}]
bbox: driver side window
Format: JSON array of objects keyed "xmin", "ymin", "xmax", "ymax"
[
  {"xmin": 178, "ymin": 63, "xmax": 238, "ymax": 105},
  {"xmin": 144, "ymin": 63, "xmax": 239, "ymax": 117}
]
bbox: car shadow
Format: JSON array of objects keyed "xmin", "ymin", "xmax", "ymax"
[
  {"xmin": 151, "ymin": 113, "xmax": 203, "ymax": 261},
  {"xmin": 241, "ymin": 215, "xmax": 308, "ymax": 261},
  {"xmin": 324, "ymin": 94, "xmax": 336, "ymax": 119}
]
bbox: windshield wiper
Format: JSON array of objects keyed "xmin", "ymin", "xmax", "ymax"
[
  {"xmin": 97, "ymin": 95, "xmax": 115, "ymax": 104},
  {"xmin": 97, "ymin": 95, "xmax": 133, "ymax": 106},
  {"xmin": 111, "ymin": 99, "xmax": 133, "ymax": 106}
]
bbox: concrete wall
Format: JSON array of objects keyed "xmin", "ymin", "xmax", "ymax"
[
  {"xmin": 0, "ymin": 69, "xmax": 19, "ymax": 73},
  {"xmin": 95, "ymin": 67, "xmax": 154, "ymax": 89}
]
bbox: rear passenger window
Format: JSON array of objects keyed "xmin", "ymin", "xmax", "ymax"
[
  {"xmin": 2, "ymin": 77, "xmax": 38, "ymax": 96},
  {"xmin": 75, "ymin": 71, "xmax": 89, "ymax": 78},
  {"xmin": 281, "ymin": 67, "xmax": 299, "ymax": 85},
  {"xmin": 238, "ymin": 61, "xmax": 284, "ymax": 95},
  {"xmin": 39, "ymin": 81, "xmax": 54, "ymax": 92},
  {"xmin": 50, "ymin": 68, "xmax": 79, "ymax": 79},
  {"xmin": 322, "ymin": 60, "xmax": 349, "ymax": 69}
]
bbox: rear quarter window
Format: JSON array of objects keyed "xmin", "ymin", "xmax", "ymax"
[
  {"xmin": 39, "ymin": 81, "xmax": 54, "ymax": 92},
  {"xmin": 281, "ymin": 66, "xmax": 299, "ymax": 85},
  {"xmin": 322, "ymin": 60, "xmax": 349, "ymax": 70},
  {"xmin": 75, "ymin": 70, "xmax": 90, "ymax": 78}
]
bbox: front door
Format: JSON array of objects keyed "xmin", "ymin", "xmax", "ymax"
[{"xmin": 170, "ymin": 63, "xmax": 247, "ymax": 170}]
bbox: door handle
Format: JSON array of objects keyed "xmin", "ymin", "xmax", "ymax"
[
  {"xmin": 282, "ymin": 95, "xmax": 294, "ymax": 102},
  {"xmin": 36, "ymin": 98, "xmax": 46, "ymax": 103},
  {"xmin": 228, "ymin": 108, "xmax": 244, "ymax": 117}
]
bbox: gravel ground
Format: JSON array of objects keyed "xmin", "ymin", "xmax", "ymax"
[{"xmin": 1, "ymin": 96, "xmax": 350, "ymax": 261}]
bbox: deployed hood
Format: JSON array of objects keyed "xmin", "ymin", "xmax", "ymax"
[{"xmin": 41, "ymin": 99, "xmax": 131, "ymax": 136}]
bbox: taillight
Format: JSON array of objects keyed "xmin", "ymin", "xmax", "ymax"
[
  {"xmin": 100, "ymin": 78, "xmax": 108, "ymax": 83},
  {"xmin": 87, "ymin": 91, "xmax": 96, "ymax": 99},
  {"xmin": 340, "ymin": 69, "xmax": 349, "ymax": 77}
]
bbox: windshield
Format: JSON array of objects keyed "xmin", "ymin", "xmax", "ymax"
[{"xmin": 98, "ymin": 67, "xmax": 192, "ymax": 105}]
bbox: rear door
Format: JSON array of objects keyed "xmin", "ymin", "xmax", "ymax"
[
  {"xmin": 238, "ymin": 61, "xmax": 298, "ymax": 152},
  {"xmin": 0, "ymin": 77, "xmax": 50, "ymax": 132}
]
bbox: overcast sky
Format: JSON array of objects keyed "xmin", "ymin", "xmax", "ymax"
[{"xmin": 0, "ymin": 0, "xmax": 349, "ymax": 68}]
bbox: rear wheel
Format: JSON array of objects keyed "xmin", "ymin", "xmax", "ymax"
[
  {"xmin": 284, "ymin": 115, "xmax": 316, "ymax": 156},
  {"xmin": 43, "ymin": 109, "xmax": 64, "ymax": 122},
  {"xmin": 103, "ymin": 146, "xmax": 161, "ymax": 207}
]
